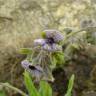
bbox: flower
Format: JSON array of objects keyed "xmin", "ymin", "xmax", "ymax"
[
  {"xmin": 34, "ymin": 39, "xmax": 46, "ymax": 46},
  {"xmin": 21, "ymin": 60, "xmax": 54, "ymax": 82},
  {"xmin": 33, "ymin": 29, "xmax": 63, "ymax": 52},
  {"xmin": 44, "ymin": 29, "xmax": 64, "ymax": 43},
  {"xmin": 21, "ymin": 30, "xmax": 63, "ymax": 82},
  {"xmin": 21, "ymin": 60, "xmax": 43, "ymax": 80}
]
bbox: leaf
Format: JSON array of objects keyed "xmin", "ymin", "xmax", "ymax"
[
  {"xmin": 24, "ymin": 71, "xmax": 40, "ymax": 96},
  {"xmin": 50, "ymin": 56, "xmax": 57, "ymax": 69},
  {"xmin": 53, "ymin": 52, "xmax": 65, "ymax": 65},
  {"xmin": 39, "ymin": 81, "xmax": 52, "ymax": 96},
  {"xmin": 0, "ymin": 90, "xmax": 6, "ymax": 96},
  {"xmin": 64, "ymin": 27, "xmax": 73, "ymax": 34},
  {"xmin": 71, "ymin": 43, "xmax": 80, "ymax": 50},
  {"xmin": 19, "ymin": 48, "xmax": 32, "ymax": 54},
  {"xmin": 65, "ymin": 74, "xmax": 75, "ymax": 96}
]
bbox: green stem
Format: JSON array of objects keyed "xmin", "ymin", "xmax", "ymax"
[
  {"xmin": 63, "ymin": 26, "xmax": 96, "ymax": 44},
  {"xmin": 0, "ymin": 83, "xmax": 27, "ymax": 96}
]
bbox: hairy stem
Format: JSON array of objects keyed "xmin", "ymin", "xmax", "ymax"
[{"xmin": 63, "ymin": 26, "xmax": 96, "ymax": 44}]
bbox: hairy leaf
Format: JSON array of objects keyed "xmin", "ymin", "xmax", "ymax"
[
  {"xmin": 20, "ymin": 48, "xmax": 32, "ymax": 54},
  {"xmin": 24, "ymin": 71, "xmax": 40, "ymax": 96},
  {"xmin": 65, "ymin": 74, "xmax": 75, "ymax": 96},
  {"xmin": 39, "ymin": 81, "xmax": 52, "ymax": 96},
  {"xmin": 0, "ymin": 90, "xmax": 6, "ymax": 96}
]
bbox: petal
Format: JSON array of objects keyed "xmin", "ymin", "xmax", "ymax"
[
  {"xmin": 34, "ymin": 65, "xmax": 43, "ymax": 72},
  {"xmin": 43, "ymin": 44, "xmax": 62, "ymax": 52},
  {"xmin": 44, "ymin": 29, "xmax": 55, "ymax": 38},
  {"xmin": 42, "ymin": 44, "xmax": 52, "ymax": 52},
  {"xmin": 21, "ymin": 60, "xmax": 30, "ymax": 69},
  {"xmin": 30, "ymin": 70, "xmax": 42, "ymax": 78},
  {"xmin": 44, "ymin": 29, "xmax": 64, "ymax": 43},
  {"xmin": 53, "ymin": 32, "xmax": 64, "ymax": 43},
  {"xmin": 21, "ymin": 60, "xmax": 43, "ymax": 81},
  {"xmin": 52, "ymin": 44, "xmax": 62, "ymax": 51},
  {"xmin": 34, "ymin": 39, "xmax": 46, "ymax": 46}
]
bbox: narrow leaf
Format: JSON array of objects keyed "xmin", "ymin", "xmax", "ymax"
[
  {"xmin": 65, "ymin": 74, "xmax": 75, "ymax": 96},
  {"xmin": 20, "ymin": 48, "xmax": 32, "ymax": 54},
  {"xmin": 0, "ymin": 90, "xmax": 6, "ymax": 96},
  {"xmin": 39, "ymin": 81, "xmax": 52, "ymax": 96},
  {"xmin": 54, "ymin": 52, "xmax": 65, "ymax": 65},
  {"xmin": 50, "ymin": 56, "xmax": 57, "ymax": 69},
  {"xmin": 24, "ymin": 71, "xmax": 40, "ymax": 96}
]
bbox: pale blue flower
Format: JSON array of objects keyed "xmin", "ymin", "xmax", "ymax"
[
  {"xmin": 34, "ymin": 39, "xmax": 46, "ymax": 46},
  {"xmin": 21, "ymin": 60, "xmax": 43, "ymax": 80},
  {"xmin": 44, "ymin": 29, "xmax": 64, "ymax": 43}
]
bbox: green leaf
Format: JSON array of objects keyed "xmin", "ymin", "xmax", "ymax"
[
  {"xmin": 0, "ymin": 90, "xmax": 6, "ymax": 96},
  {"xmin": 53, "ymin": 52, "xmax": 65, "ymax": 65},
  {"xmin": 24, "ymin": 71, "xmax": 40, "ymax": 96},
  {"xmin": 19, "ymin": 48, "xmax": 32, "ymax": 54},
  {"xmin": 71, "ymin": 43, "xmax": 80, "ymax": 50},
  {"xmin": 65, "ymin": 74, "xmax": 75, "ymax": 96},
  {"xmin": 39, "ymin": 81, "xmax": 52, "ymax": 96},
  {"xmin": 64, "ymin": 27, "xmax": 73, "ymax": 34},
  {"xmin": 50, "ymin": 56, "xmax": 57, "ymax": 69}
]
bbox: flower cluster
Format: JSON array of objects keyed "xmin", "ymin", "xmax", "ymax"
[
  {"xmin": 21, "ymin": 29, "xmax": 64, "ymax": 82},
  {"xmin": 34, "ymin": 29, "xmax": 64, "ymax": 52}
]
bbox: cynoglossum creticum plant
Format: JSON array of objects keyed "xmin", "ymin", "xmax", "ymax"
[
  {"xmin": 20, "ymin": 27, "xmax": 96, "ymax": 82},
  {"xmin": 20, "ymin": 29, "xmax": 65, "ymax": 82}
]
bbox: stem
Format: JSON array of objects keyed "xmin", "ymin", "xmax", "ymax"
[
  {"xmin": 63, "ymin": 26, "xmax": 96, "ymax": 44},
  {"xmin": 0, "ymin": 83, "xmax": 27, "ymax": 96}
]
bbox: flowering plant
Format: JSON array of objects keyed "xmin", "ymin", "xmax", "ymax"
[
  {"xmin": 1, "ymin": 26, "xmax": 95, "ymax": 96},
  {"xmin": 21, "ymin": 29, "xmax": 65, "ymax": 82}
]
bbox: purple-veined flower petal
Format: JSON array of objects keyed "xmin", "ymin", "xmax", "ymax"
[
  {"xmin": 21, "ymin": 60, "xmax": 43, "ymax": 79},
  {"xmin": 53, "ymin": 32, "xmax": 64, "ymax": 43},
  {"xmin": 44, "ymin": 29, "xmax": 64, "ymax": 43}
]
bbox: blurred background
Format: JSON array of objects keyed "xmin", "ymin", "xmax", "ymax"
[{"xmin": 0, "ymin": 0, "xmax": 96, "ymax": 96}]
